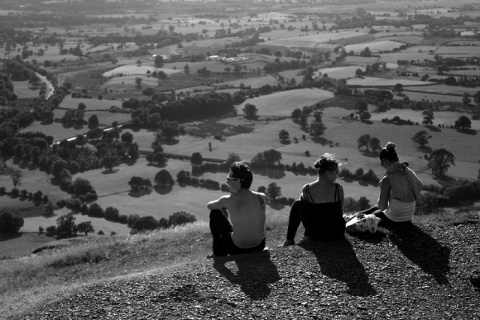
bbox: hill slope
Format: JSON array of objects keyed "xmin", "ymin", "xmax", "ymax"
[{"xmin": 3, "ymin": 212, "xmax": 480, "ymax": 320}]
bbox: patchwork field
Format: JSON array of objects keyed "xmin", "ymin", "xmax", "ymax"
[
  {"xmin": 344, "ymin": 40, "xmax": 404, "ymax": 53},
  {"xmin": 263, "ymin": 31, "xmax": 369, "ymax": 49},
  {"xmin": 3, "ymin": 0, "xmax": 480, "ymax": 259},
  {"xmin": 347, "ymin": 77, "xmax": 435, "ymax": 87}
]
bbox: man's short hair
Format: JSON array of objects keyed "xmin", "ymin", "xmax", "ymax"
[{"xmin": 230, "ymin": 161, "xmax": 253, "ymax": 189}]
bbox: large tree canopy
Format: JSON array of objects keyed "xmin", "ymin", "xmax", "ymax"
[{"xmin": 428, "ymin": 148, "xmax": 456, "ymax": 178}]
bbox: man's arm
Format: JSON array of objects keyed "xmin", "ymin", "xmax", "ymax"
[{"xmin": 207, "ymin": 195, "xmax": 230, "ymax": 210}]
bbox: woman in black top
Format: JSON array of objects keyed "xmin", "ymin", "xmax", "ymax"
[{"xmin": 280, "ymin": 154, "xmax": 345, "ymax": 246}]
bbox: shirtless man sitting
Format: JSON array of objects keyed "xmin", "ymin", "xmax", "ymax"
[{"xmin": 207, "ymin": 161, "xmax": 267, "ymax": 257}]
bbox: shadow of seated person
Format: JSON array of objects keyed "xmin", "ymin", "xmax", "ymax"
[
  {"xmin": 299, "ymin": 239, "xmax": 376, "ymax": 297},
  {"xmin": 385, "ymin": 222, "xmax": 451, "ymax": 285},
  {"xmin": 213, "ymin": 250, "xmax": 280, "ymax": 300}
]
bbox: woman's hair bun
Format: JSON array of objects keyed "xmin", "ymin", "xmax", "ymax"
[
  {"xmin": 314, "ymin": 153, "xmax": 339, "ymax": 173},
  {"xmin": 385, "ymin": 142, "xmax": 396, "ymax": 150}
]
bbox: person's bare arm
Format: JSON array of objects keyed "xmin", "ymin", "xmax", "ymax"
[
  {"xmin": 377, "ymin": 177, "xmax": 391, "ymax": 211},
  {"xmin": 207, "ymin": 195, "xmax": 230, "ymax": 210}
]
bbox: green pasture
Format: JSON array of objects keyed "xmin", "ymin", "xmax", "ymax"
[
  {"xmin": 102, "ymin": 65, "xmax": 182, "ymax": 77},
  {"xmin": 406, "ymin": 84, "xmax": 480, "ymax": 95},
  {"xmin": 316, "ymin": 66, "xmax": 364, "ymax": 79},
  {"xmin": 374, "ymin": 35, "xmax": 424, "ymax": 44},
  {"xmin": 435, "ymin": 45, "xmax": 480, "ymax": 55},
  {"xmin": 236, "ymin": 88, "xmax": 334, "ymax": 116},
  {"xmin": 13, "ymin": 81, "xmax": 40, "ymax": 99},
  {"xmin": 0, "ymin": 161, "xmax": 68, "ymax": 205},
  {"xmin": 344, "ymin": 40, "xmax": 405, "ymax": 53},
  {"xmin": 218, "ymin": 75, "xmax": 279, "ymax": 88},
  {"xmin": 367, "ymin": 107, "xmax": 480, "ymax": 130},
  {"xmin": 404, "ymin": 91, "xmax": 464, "ymax": 104},
  {"xmin": 60, "ymin": 96, "xmax": 123, "ymax": 111},
  {"xmin": 347, "ymin": 77, "xmax": 434, "ymax": 87},
  {"xmin": 277, "ymin": 70, "xmax": 304, "ymax": 83},
  {"xmin": 379, "ymin": 51, "xmax": 434, "ymax": 64},
  {"xmin": 19, "ymin": 122, "xmax": 88, "ymax": 142},
  {"xmin": 21, "ymin": 43, "xmax": 80, "ymax": 63},
  {"xmin": 263, "ymin": 30, "xmax": 369, "ymax": 49},
  {"xmin": 343, "ymin": 56, "xmax": 380, "ymax": 65},
  {"xmin": 445, "ymin": 69, "xmax": 480, "ymax": 76}
]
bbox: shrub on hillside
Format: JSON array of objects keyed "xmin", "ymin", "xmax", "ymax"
[
  {"xmin": 118, "ymin": 215, "xmax": 128, "ymax": 224},
  {"xmin": 84, "ymin": 192, "xmax": 98, "ymax": 202},
  {"xmin": 130, "ymin": 216, "xmax": 159, "ymax": 234},
  {"xmin": 168, "ymin": 211, "xmax": 196, "ymax": 227},
  {"xmin": 127, "ymin": 214, "xmax": 140, "ymax": 228},
  {"xmin": 0, "ymin": 209, "xmax": 24, "ymax": 233},
  {"xmin": 45, "ymin": 225, "xmax": 57, "ymax": 236},
  {"xmin": 105, "ymin": 207, "xmax": 119, "ymax": 222},
  {"xmin": 88, "ymin": 203, "xmax": 104, "ymax": 218},
  {"xmin": 442, "ymin": 180, "xmax": 480, "ymax": 205},
  {"xmin": 11, "ymin": 188, "xmax": 19, "ymax": 197},
  {"xmin": 66, "ymin": 198, "xmax": 83, "ymax": 212},
  {"xmin": 56, "ymin": 199, "xmax": 67, "ymax": 208}
]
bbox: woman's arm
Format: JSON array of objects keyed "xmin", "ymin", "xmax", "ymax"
[
  {"xmin": 377, "ymin": 177, "xmax": 391, "ymax": 211},
  {"xmin": 338, "ymin": 184, "xmax": 345, "ymax": 215}
]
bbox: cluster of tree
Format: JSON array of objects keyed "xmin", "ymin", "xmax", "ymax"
[
  {"xmin": 257, "ymin": 183, "xmax": 295, "ymax": 205},
  {"xmin": 53, "ymin": 167, "xmax": 98, "ymax": 201},
  {"xmin": 214, "ymin": 26, "xmax": 272, "ymax": 39},
  {"xmin": 263, "ymin": 59, "xmax": 309, "ymax": 74},
  {"xmin": 332, "ymin": 10, "xmax": 480, "ymax": 33},
  {"xmin": 146, "ymin": 151, "xmax": 168, "ymax": 167},
  {"xmin": 339, "ymin": 168, "xmax": 379, "ymax": 185},
  {"xmin": 56, "ymin": 198, "xmax": 125, "ymax": 226},
  {"xmin": 197, "ymin": 66, "xmax": 212, "ymax": 77},
  {"xmin": 128, "ymin": 176, "xmax": 152, "ymax": 195},
  {"xmin": 0, "ymin": 208, "xmax": 24, "ymax": 234},
  {"xmin": 357, "ymin": 134, "xmax": 382, "ymax": 154},
  {"xmin": 344, "ymin": 196, "xmax": 372, "ymax": 213},
  {"xmin": 380, "ymin": 116, "xmax": 417, "ymax": 126},
  {"xmin": 250, "ymin": 149, "xmax": 283, "ymax": 169},
  {"xmin": 308, "ymin": 111, "xmax": 327, "ymax": 141},
  {"xmin": 129, "ymin": 211, "xmax": 197, "ymax": 234},
  {"xmin": 58, "ymin": 44, "xmax": 83, "ymax": 57},
  {"xmin": 87, "ymin": 30, "xmax": 183, "ymax": 48},
  {"xmin": 2, "ymin": 133, "xmax": 56, "ymax": 176},
  {"xmin": 0, "ymin": 108, "xmax": 35, "ymax": 143},
  {"xmin": 0, "ymin": 71, "xmax": 17, "ymax": 105},
  {"xmin": 224, "ymin": 34, "xmax": 264, "ymax": 49},
  {"xmin": 363, "ymin": 89, "xmax": 393, "ymax": 102},
  {"xmin": 177, "ymin": 169, "xmax": 223, "ymax": 191},
  {"xmin": 0, "ymin": 186, "xmax": 50, "ymax": 203},
  {"xmin": 123, "ymin": 91, "xmax": 234, "ymax": 125},
  {"xmin": 418, "ymin": 179, "xmax": 480, "ymax": 214},
  {"xmin": 45, "ymin": 214, "xmax": 95, "ymax": 237}
]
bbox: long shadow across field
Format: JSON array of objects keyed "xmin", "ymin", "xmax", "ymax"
[
  {"xmin": 299, "ymin": 238, "xmax": 377, "ymax": 296},
  {"xmin": 213, "ymin": 250, "xmax": 280, "ymax": 300}
]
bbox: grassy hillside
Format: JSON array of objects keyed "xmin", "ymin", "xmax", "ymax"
[{"xmin": 1, "ymin": 209, "xmax": 479, "ymax": 319}]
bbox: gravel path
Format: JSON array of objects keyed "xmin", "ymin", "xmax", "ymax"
[{"xmin": 18, "ymin": 222, "xmax": 480, "ymax": 320}]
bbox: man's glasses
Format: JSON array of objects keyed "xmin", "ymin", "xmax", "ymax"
[{"xmin": 226, "ymin": 177, "xmax": 239, "ymax": 181}]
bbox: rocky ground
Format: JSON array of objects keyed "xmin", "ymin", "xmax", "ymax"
[{"xmin": 16, "ymin": 220, "xmax": 480, "ymax": 320}]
